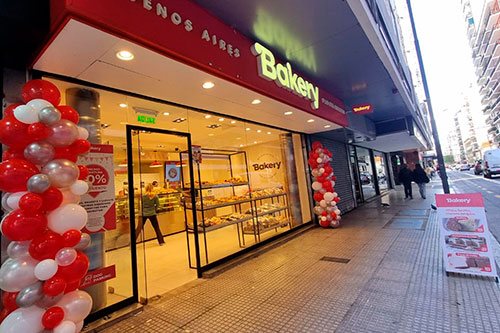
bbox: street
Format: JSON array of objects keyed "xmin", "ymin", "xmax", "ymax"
[{"xmin": 446, "ymin": 170, "xmax": 500, "ymax": 241}]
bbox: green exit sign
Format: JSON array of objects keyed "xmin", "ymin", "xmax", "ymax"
[{"xmin": 138, "ymin": 115, "xmax": 156, "ymax": 124}]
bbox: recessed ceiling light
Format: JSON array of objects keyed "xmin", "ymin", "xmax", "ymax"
[
  {"xmin": 173, "ymin": 118, "xmax": 186, "ymax": 123},
  {"xmin": 202, "ymin": 81, "xmax": 215, "ymax": 89},
  {"xmin": 157, "ymin": 144, "xmax": 165, "ymax": 148},
  {"xmin": 284, "ymin": 111, "xmax": 293, "ymax": 115},
  {"xmin": 231, "ymin": 120, "xmax": 236, "ymax": 124},
  {"xmin": 163, "ymin": 112, "xmax": 170, "ymax": 116},
  {"xmin": 101, "ymin": 123, "xmax": 111, "ymax": 129},
  {"xmin": 219, "ymin": 118, "xmax": 224, "ymax": 121},
  {"xmin": 267, "ymin": 131, "xmax": 271, "ymax": 135},
  {"xmin": 208, "ymin": 133, "xmax": 214, "ymax": 136},
  {"xmin": 246, "ymin": 127, "xmax": 251, "ymax": 131},
  {"xmin": 239, "ymin": 144, "xmax": 244, "ymax": 147},
  {"xmin": 172, "ymin": 128, "xmax": 177, "ymax": 130},
  {"xmin": 207, "ymin": 124, "xmax": 221, "ymax": 129},
  {"xmin": 253, "ymin": 141, "xmax": 257, "ymax": 144},
  {"xmin": 307, "ymin": 119, "xmax": 315, "ymax": 123},
  {"xmin": 252, "ymin": 99, "xmax": 261, "ymax": 105},
  {"xmin": 116, "ymin": 50, "xmax": 134, "ymax": 61},
  {"xmin": 257, "ymin": 129, "xmax": 261, "ymax": 133},
  {"xmin": 236, "ymin": 137, "xmax": 241, "ymax": 140},
  {"xmin": 324, "ymin": 125, "xmax": 331, "ymax": 128},
  {"xmin": 119, "ymin": 103, "xmax": 127, "ymax": 108},
  {"xmin": 204, "ymin": 115, "xmax": 211, "ymax": 119}
]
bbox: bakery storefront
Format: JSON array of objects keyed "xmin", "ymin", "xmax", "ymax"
[{"xmin": 33, "ymin": 0, "xmax": 348, "ymax": 321}]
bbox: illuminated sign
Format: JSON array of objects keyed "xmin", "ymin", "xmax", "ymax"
[
  {"xmin": 251, "ymin": 42, "xmax": 319, "ymax": 110},
  {"xmin": 137, "ymin": 115, "xmax": 156, "ymax": 124},
  {"xmin": 352, "ymin": 103, "xmax": 373, "ymax": 115}
]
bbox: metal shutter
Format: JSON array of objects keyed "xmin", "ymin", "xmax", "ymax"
[{"xmin": 311, "ymin": 136, "xmax": 356, "ymax": 214}]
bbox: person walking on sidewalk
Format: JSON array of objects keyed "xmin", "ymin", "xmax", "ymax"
[
  {"xmin": 135, "ymin": 183, "xmax": 165, "ymax": 245},
  {"xmin": 412, "ymin": 163, "xmax": 430, "ymax": 199},
  {"xmin": 398, "ymin": 164, "xmax": 413, "ymax": 199}
]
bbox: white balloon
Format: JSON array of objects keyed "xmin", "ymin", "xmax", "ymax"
[
  {"xmin": 333, "ymin": 192, "xmax": 338, "ymax": 198},
  {"xmin": 319, "ymin": 168, "xmax": 325, "ymax": 175},
  {"xmin": 34, "ymin": 259, "xmax": 58, "ymax": 281},
  {"xmin": 77, "ymin": 127, "xmax": 89, "ymax": 140},
  {"xmin": 54, "ymin": 320, "xmax": 76, "ymax": 333},
  {"xmin": 319, "ymin": 200, "xmax": 327, "ymax": 208},
  {"xmin": 27, "ymin": 98, "xmax": 53, "ymax": 112},
  {"xmin": 0, "ymin": 256, "xmax": 38, "ymax": 292},
  {"xmin": 47, "ymin": 204, "xmax": 88, "ymax": 234},
  {"xmin": 0, "ymin": 306, "xmax": 44, "ymax": 333},
  {"xmin": 70, "ymin": 180, "xmax": 89, "ymax": 196},
  {"xmin": 335, "ymin": 209, "xmax": 341, "ymax": 215},
  {"xmin": 319, "ymin": 188, "xmax": 326, "ymax": 194},
  {"xmin": 331, "ymin": 181, "xmax": 335, "ymax": 187},
  {"xmin": 2, "ymin": 193, "xmax": 12, "ymax": 212},
  {"xmin": 57, "ymin": 290, "xmax": 93, "ymax": 323},
  {"xmin": 7, "ymin": 241, "xmax": 31, "ymax": 259},
  {"xmin": 311, "ymin": 182, "xmax": 322, "ymax": 191},
  {"xmin": 6, "ymin": 192, "xmax": 28, "ymax": 211},
  {"xmin": 61, "ymin": 188, "xmax": 81, "ymax": 205},
  {"xmin": 13, "ymin": 105, "xmax": 38, "ymax": 124},
  {"xmin": 323, "ymin": 192, "xmax": 334, "ymax": 202},
  {"xmin": 320, "ymin": 216, "xmax": 327, "ymax": 221},
  {"xmin": 311, "ymin": 169, "xmax": 320, "ymax": 177},
  {"xmin": 317, "ymin": 158, "xmax": 323, "ymax": 163},
  {"xmin": 55, "ymin": 247, "xmax": 77, "ymax": 266}
]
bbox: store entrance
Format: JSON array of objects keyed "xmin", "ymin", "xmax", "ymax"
[{"xmin": 127, "ymin": 125, "xmax": 199, "ymax": 303}]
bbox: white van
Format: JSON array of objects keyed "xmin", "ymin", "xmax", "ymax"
[{"xmin": 482, "ymin": 148, "xmax": 500, "ymax": 178}]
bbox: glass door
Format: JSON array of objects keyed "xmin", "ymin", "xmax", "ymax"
[{"xmin": 127, "ymin": 125, "xmax": 199, "ymax": 303}]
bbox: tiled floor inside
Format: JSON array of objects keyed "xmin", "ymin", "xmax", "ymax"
[{"xmin": 99, "ymin": 182, "xmax": 500, "ymax": 332}]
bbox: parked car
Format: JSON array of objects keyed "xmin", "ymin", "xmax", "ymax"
[
  {"xmin": 474, "ymin": 160, "xmax": 483, "ymax": 175},
  {"xmin": 483, "ymin": 149, "xmax": 500, "ymax": 178},
  {"xmin": 460, "ymin": 164, "xmax": 470, "ymax": 171}
]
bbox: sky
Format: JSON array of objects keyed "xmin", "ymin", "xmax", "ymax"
[{"xmin": 404, "ymin": 0, "xmax": 489, "ymax": 146}]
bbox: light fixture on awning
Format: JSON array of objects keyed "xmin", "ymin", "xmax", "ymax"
[
  {"xmin": 149, "ymin": 160, "xmax": 163, "ymax": 168},
  {"xmin": 118, "ymin": 159, "xmax": 128, "ymax": 167}
]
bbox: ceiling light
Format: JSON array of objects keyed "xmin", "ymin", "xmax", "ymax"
[
  {"xmin": 118, "ymin": 159, "xmax": 128, "ymax": 167},
  {"xmin": 116, "ymin": 50, "xmax": 134, "ymax": 61},
  {"xmin": 157, "ymin": 145, "xmax": 165, "ymax": 148},
  {"xmin": 204, "ymin": 115, "xmax": 211, "ymax": 119},
  {"xmin": 324, "ymin": 125, "xmax": 331, "ymax": 128},
  {"xmin": 119, "ymin": 103, "xmax": 127, "ymax": 108},
  {"xmin": 163, "ymin": 112, "xmax": 170, "ymax": 116},
  {"xmin": 207, "ymin": 124, "xmax": 221, "ymax": 129},
  {"xmin": 252, "ymin": 99, "xmax": 261, "ymax": 105},
  {"xmin": 284, "ymin": 111, "xmax": 293, "ymax": 115},
  {"xmin": 267, "ymin": 131, "xmax": 271, "ymax": 135},
  {"xmin": 202, "ymin": 81, "xmax": 215, "ymax": 89},
  {"xmin": 219, "ymin": 118, "xmax": 224, "ymax": 121},
  {"xmin": 208, "ymin": 133, "xmax": 214, "ymax": 136},
  {"xmin": 246, "ymin": 127, "xmax": 251, "ymax": 131},
  {"xmin": 149, "ymin": 160, "xmax": 163, "ymax": 168},
  {"xmin": 173, "ymin": 117, "xmax": 186, "ymax": 123},
  {"xmin": 172, "ymin": 128, "xmax": 177, "ymax": 130},
  {"xmin": 101, "ymin": 123, "xmax": 111, "ymax": 129},
  {"xmin": 253, "ymin": 141, "xmax": 258, "ymax": 144},
  {"xmin": 307, "ymin": 119, "xmax": 315, "ymax": 123},
  {"xmin": 257, "ymin": 130, "xmax": 262, "ymax": 133},
  {"xmin": 239, "ymin": 144, "xmax": 244, "ymax": 147},
  {"xmin": 231, "ymin": 120, "xmax": 236, "ymax": 124},
  {"xmin": 236, "ymin": 137, "xmax": 241, "ymax": 140}
]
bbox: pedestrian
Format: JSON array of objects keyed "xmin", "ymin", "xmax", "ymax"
[
  {"xmin": 412, "ymin": 163, "xmax": 430, "ymax": 199},
  {"xmin": 135, "ymin": 183, "xmax": 165, "ymax": 245},
  {"xmin": 398, "ymin": 164, "xmax": 413, "ymax": 199}
]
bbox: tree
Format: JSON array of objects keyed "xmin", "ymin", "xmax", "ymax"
[{"xmin": 443, "ymin": 155, "xmax": 455, "ymax": 164}]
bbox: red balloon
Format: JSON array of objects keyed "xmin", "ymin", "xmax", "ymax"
[
  {"xmin": 313, "ymin": 192, "xmax": 323, "ymax": 202},
  {"xmin": 19, "ymin": 192, "xmax": 43, "ymax": 213},
  {"xmin": 43, "ymin": 277, "xmax": 67, "ymax": 297},
  {"xmin": 317, "ymin": 176, "xmax": 326, "ymax": 183},
  {"xmin": 0, "ymin": 158, "xmax": 38, "ymax": 193},
  {"xmin": 2, "ymin": 291, "xmax": 19, "ymax": 311},
  {"xmin": 334, "ymin": 197, "xmax": 340, "ymax": 203},
  {"xmin": 62, "ymin": 229, "xmax": 82, "ymax": 247},
  {"xmin": 27, "ymin": 123, "xmax": 51, "ymax": 141},
  {"xmin": 29, "ymin": 230, "xmax": 63, "ymax": 260},
  {"xmin": 42, "ymin": 307, "xmax": 65, "ymax": 329},
  {"xmin": 311, "ymin": 141, "xmax": 322, "ymax": 150},
  {"xmin": 22, "ymin": 79, "xmax": 61, "ymax": 106},
  {"xmin": 319, "ymin": 219, "xmax": 329, "ymax": 227},
  {"xmin": 57, "ymin": 251, "xmax": 89, "ymax": 282},
  {"xmin": 310, "ymin": 152, "xmax": 319, "ymax": 159},
  {"xmin": 78, "ymin": 165, "xmax": 89, "ymax": 180},
  {"xmin": 1, "ymin": 210, "xmax": 47, "ymax": 241},
  {"xmin": 332, "ymin": 175, "xmax": 337, "ymax": 181},
  {"xmin": 0, "ymin": 116, "xmax": 30, "ymax": 148},
  {"xmin": 324, "ymin": 166, "xmax": 333, "ymax": 175},
  {"xmin": 41, "ymin": 187, "xmax": 63, "ymax": 212},
  {"xmin": 57, "ymin": 105, "xmax": 79, "ymax": 124},
  {"xmin": 322, "ymin": 181, "xmax": 332, "ymax": 190},
  {"xmin": 54, "ymin": 147, "xmax": 78, "ymax": 162},
  {"xmin": 3, "ymin": 103, "xmax": 22, "ymax": 118},
  {"xmin": 331, "ymin": 212, "xmax": 337, "ymax": 219},
  {"xmin": 70, "ymin": 139, "xmax": 90, "ymax": 154},
  {"xmin": 64, "ymin": 279, "xmax": 82, "ymax": 293},
  {"xmin": 0, "ymin": 308, "xmax": 12, "ymax": 324},
  {"xmin": 2, "ymin": 147, "xmax": 24, "ymax": 161},
  {"xmin": 321, "ymin": 211, "xmax": 328, "ymax": 216}
]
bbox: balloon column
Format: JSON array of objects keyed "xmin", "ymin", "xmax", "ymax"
[
  {"xmin": 0, "ymin": 80, "xmax": 93, "ymax": 332},
  {"xmin": 308, "ymin": 141, "xmax": 341, "ymax": 228}
]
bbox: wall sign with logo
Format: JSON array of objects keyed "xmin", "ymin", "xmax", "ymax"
[
  {"xmin": 435, "ymin": 193, "xmax": 497, "ymax": 278},
  {"xmin": 49, "ymin": 0, "xmax": 348, "ymax": 127},
  {"xmin": 351, "ymin": 103, "xmax": 373, "ymax": 115},
  {"xmin": 252, "ymin": 154, "xmax": 281, "ymax": 180},
  {"xmin": 78, "ymin": 144, "xmax": 117, "ymax": 233}
]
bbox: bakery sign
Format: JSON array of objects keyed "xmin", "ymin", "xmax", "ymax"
[
  {"xmin": 252, "ymin": 154, "xmax": 281, "ymax": 179},
  {"xmin": 435, "ymin": 193, "xmax": 498, "ymax": 278}
]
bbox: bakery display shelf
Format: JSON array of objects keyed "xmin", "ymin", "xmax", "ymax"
[
  {"xmin": 256, "ymin": 206, "xmax": 288, "ymax": 217},
  {"xmin": 251, "ymin": 192, "xmax": 287, "ymax": 200},
  {"xmin": 188, "ymin": 215, "xmax": 253, "ymax": 233},
  {"xmin": 183, "ymin": 182, "xmax": 249, "ymax": 191},
  {"xmin": 243, "ymin": 220, "xmax": 290, "ymax": 235},
  {"xmin": 185, "ymin": 198, "xmax": 252, "ymax": 211}
]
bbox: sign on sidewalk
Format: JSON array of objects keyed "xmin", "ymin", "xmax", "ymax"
[{"xmin": 435, "ymin": 193, "xmax": 497, "ymax": 278}]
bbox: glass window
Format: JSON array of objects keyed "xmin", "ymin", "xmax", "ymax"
[
  {"xmin": 356, "ymin": 147, "xmax": 376, "ymax": 200},
  {"xmin": 374, "ymin": 151, "xmax": 388, "ymax": 192}
]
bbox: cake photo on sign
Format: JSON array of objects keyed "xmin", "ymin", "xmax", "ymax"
[
  {"xmin": 445, "ymin": 235, "xmax": 487, "ymax": 252},
  {"xmin": 443, "ymin": 217, "xmax": 483, "ymax": 233},
  {"xmin": 447, "ymin": 253, "xmax": 492, "ymax": 272}
]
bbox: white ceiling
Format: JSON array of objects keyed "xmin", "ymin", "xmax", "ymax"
[
  {"xmin": 33, "ymin": 19, "xmax": 341, "ymax": 134},
  {"xmin": 354, "ymin": 131, "xmax": 425, "ymax": 153}
]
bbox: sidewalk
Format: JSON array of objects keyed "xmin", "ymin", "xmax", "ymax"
[{"xmin": 99, "ymin": 182, "xmax": 500, "ymax": 332}]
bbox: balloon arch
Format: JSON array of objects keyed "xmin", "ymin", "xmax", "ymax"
[
  {"xmin": 308, "ymin": 141, "xmax": 341, "ymax": 228},
  {"xmin": 0, "ymin": 80, "xmax": 92, "ymax": 332}
]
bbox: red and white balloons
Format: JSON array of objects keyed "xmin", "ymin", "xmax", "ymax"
[
  {"xmin": 308, "ymin": 141, "xmax": 342, "ymax": 228},
  {"xmin": 0, "ymin": 79, "xmax": 92, "ymax": 332}
]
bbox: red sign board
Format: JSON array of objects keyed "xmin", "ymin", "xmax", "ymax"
[
  {"xmin": 80, "ymin": 265, "xmax": 116, "ymax": 289},
  {"xmin": 351, "ymin": 103, "xmax": 373, "ymax": 115},
  {"xmin": 47, "ymin": 0, "xmax": 347, "ymax": 127}
]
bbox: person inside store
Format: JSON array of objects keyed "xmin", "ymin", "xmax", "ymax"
[
  {"xmin": 135, "ymin": 183, "xmax": 165, "ymax": 246},
  {"xmin": 412, "ymin": 163, "xmax": 430, "ymax": 199},
  {"xmin": 398, "ymin": 164, "xmax": 413, "ymax": 199}
]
